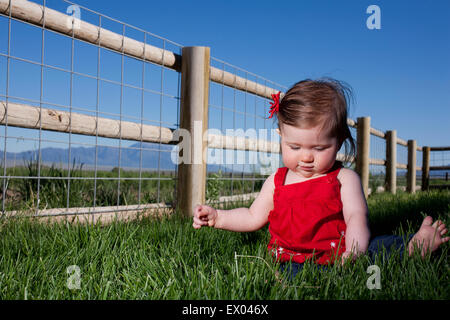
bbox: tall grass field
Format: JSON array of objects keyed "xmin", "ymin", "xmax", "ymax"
[
  {"xmin": 0, "ymin": 190, "xmax": 449, "ymax": 300},
  {"xmin": 0, "ymin": 162, "xmax": 263, "ymax": 210}
]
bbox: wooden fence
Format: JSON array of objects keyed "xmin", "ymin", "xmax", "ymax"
[
  {"xmin": 0, "ymin": 0, "xmax": 447, "ymax": 220},
  {"xmin": 421, "ymin": 146, "xmax": 450, "ymax": 190}
]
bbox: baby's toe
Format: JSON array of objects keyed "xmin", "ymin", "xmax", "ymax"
[
  {"xmin": 431, "ymin": 219, "xmax": 442, "ymax": 228},
  {"xmin": 422, "ymin": 216, "xmax": 433, "ymax": 227}
]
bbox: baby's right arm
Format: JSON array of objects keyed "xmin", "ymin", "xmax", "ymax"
[{"xmin": 192, "ymin": 172, "xmax": 276, "ymax": 232}]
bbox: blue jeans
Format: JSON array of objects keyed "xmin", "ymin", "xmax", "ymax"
[{"xmin": 279, "ymin": 234, "xmax": 415, "ymax": 280}]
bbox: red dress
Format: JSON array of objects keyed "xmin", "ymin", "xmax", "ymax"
[{"xmin": 267, "ymin": 164, "xmax": 347, "ymax": 265}]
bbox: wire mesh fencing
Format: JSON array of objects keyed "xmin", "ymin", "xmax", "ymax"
[
  {"xmin": 0, "ymin": 0, "xmax": 443, "ymax": 220},
  {"xmin": 396, "ymin": 143, "xmax": 408, "ymax": 190},
  {"xmin": 429, "ymin": 149, "xmax": 450, "ymax": 186},
  {"xmin": 206, "ymin": 57, "xmax": 286, "ymax": 206},
  {"xmin": 416, "ymin": 148, "xmax": 423, "ymax": 188},
  {"xmin": 368, "ymin": 127, "xmax": 386, "ymax": 194},
  {"xmin": 0, "ymin": 0, "xmax": 182, "ymax": 218}
]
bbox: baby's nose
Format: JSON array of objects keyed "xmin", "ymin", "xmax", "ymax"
[{"xmin": 300, "ymin": 151, "xmax": 314, "ymax": 163}]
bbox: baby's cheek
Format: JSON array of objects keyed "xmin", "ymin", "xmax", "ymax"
[{"xmin": 282, "ymin": 153, "xmax": 296, "ymax": 168}]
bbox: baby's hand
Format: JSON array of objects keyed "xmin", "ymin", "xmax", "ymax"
[
  {"xmin": 193, "ymin": 204, "xmax": 218, "ymax": 229},
  {"xmin": 340, "ymin": 250, "xmax": 358, "ymax": 266}
]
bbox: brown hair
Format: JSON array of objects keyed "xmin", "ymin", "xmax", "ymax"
[{"xmin": 276, "ymin": 78, "xmax": 356, "ymax": 163}]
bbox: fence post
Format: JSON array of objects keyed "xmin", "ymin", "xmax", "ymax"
[
  {"xmin": 177, "ymin": 46, "xmax": 210, "ymax": 217},
  {"xmin": 422, "ymin": 146, "xmax": 430, "ymax": 191},
  {"xmin": 407, "ymin": 139, "xmax": 417, "ymax": 193},
  {"xmin": 385, "ymin": 130, "xmax": 397, "ymax": 194},
  {"xmin": 356, "ymin": 117, "xmax": 370, "ymax": 198}
]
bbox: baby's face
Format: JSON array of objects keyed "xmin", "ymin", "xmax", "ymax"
[{"xmin": 279, "ymin": 123, "xmax": 339, "ymax": 179}]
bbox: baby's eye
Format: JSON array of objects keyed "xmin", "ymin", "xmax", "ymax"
[
  {"xmin": 289, "ymin": 145, "xmax": 300, "ymax": 150},
  {"xmin": 314, "ymin": 147, "xmax": 325, "ymax": 151}
]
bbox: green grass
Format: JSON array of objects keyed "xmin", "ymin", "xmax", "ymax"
[
  {"xmin": 429, "ymin": 178, "xmax": 450, "ymax": 186},
  {"xmin": 0, "ymin": 190, "xmax": 449, "ymax": 300},
  {"xmin": 1, "ymin": 162, "xmax": 178, "ymax": 210},
  {"xmin": 0, "ymin": 163, "xmax": 264, "ymax": 210}
]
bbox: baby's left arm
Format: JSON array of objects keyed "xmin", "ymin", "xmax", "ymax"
[{"xmin": 338, "ymin": 168, "xmax": 371, "ymax": 261}]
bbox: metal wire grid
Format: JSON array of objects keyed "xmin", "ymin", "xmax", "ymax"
[
  {"xmin": 0, "ymin": 0, "xmax": 182, "ymax": 215},
  {"xmin": 416, "ymin": 149, "xmax": 423, "ymax": 186},
  {"xmin": 346, "ymin": 125, "xmax": 357, "ymax": 167},
  {"xmin": 0, "ymin": 1, "xmax": 440, "ymax": 215},
  {"xmin": 369, "ymin": 131, "xmax": 386, "ymax": 191},
  {"xmin": 396, "ymin": 143, "xmax": 408, "ymax": 188},
  {"xmin": 430, "ymin": 150, "xmax": 450, "ymax": 181},
  {"xmin": 206, "ymin": 57, "xmax": 286, "ymax": 201}
]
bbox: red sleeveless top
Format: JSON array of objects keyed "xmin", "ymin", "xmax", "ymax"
[{"xmin": 267, "ymin": 164, "xmax": 347, "ymax": 265}]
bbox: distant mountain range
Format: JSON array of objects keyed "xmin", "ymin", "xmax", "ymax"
[
  {"xmin": 1, "ymin": 142, "xmax": 177, "ymax": 171},
  {"xmin": 2, "ymin": 143, "xmax": 446, "ymax": 177},
  {"xmin": 0, "ymin": 142, "xmax": 271, "ymax": 174}
]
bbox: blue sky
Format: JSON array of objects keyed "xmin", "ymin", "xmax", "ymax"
[
  {"xmin": 68, "ymin": 0, "xmax": 449, "ymax": 147},
  {"xmin": 1, "ymin": 0, "xmax": 449, "ymax": 155}
]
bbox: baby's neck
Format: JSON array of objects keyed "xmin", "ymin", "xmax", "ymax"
[
  {"xmin": 286, "ymin": 161, "xmax": 341, "ymax": 185},
  {"xmin": 285, "ymin": 170, "xmax": 328, "ymax": 185}
]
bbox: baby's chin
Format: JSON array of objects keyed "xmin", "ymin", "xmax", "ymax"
[{"xmin": 294, "ymin": 167, "xmax": 316, "ymax": 179}]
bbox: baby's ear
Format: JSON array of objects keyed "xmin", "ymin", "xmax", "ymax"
[{"xmin": 276, "ymin": 128, "xmax": 281, "ymax": 136}]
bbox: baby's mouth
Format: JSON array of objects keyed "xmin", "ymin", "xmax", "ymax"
[{"xmin": 298, "ymin": 165, "xmax": 314, "ymax": 171}]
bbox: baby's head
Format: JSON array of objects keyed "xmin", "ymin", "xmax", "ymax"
[{"xmin": 276, "ymin": 78, "xmax": 356, "ymax": 163}]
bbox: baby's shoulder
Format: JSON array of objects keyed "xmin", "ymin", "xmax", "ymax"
[
  {"xmin": 266, "ymin": 167, "xmax": 286, "ymax": 185},
  {"xmin": 337, "ymin": 167, "xmax": 362, "ymax": 185},
  {"xmin": 262, "ymin": 168, "xmax": 286, "ymax": 191},
  {"xmin": 264, "ymin": 171, "xmax": 277, "ymax": 188},
  {"xmin": 255, "ymin": 171, "xmax": 277, "ymax": 199}
]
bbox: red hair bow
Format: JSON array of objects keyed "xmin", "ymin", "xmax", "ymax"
[{"xmin": 268, "ymin": 91, "xmax": 281, "ymax": 119}]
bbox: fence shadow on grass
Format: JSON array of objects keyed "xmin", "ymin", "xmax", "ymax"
[
  {"xmin": 367, "ymin": 190, "xmax": 450, "ymax": 237},
  {"xmin": 200, "ymin": 191, "xmax": 450, "ymax": 245}
]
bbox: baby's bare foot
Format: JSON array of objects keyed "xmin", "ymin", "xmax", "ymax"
[{"xmin": 408, "ymin": 216, "xmax": 449, "ymax": 257}]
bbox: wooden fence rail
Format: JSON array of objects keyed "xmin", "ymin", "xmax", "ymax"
[
  {"xmin": 0, "ymin": 0, "xmax": 445, "ymax": 219},
  {"xmin": 0, "ymin": 0, "xmax": 278, "ymax": 99}
]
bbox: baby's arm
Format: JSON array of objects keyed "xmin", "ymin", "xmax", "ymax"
[
  {"xmin": 338, "ymin": 168, "xmax": 371, "ymax": 260},
  {"xmin": 193, "ymin": 172, "xmax": 275, "ymax": 232}
]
